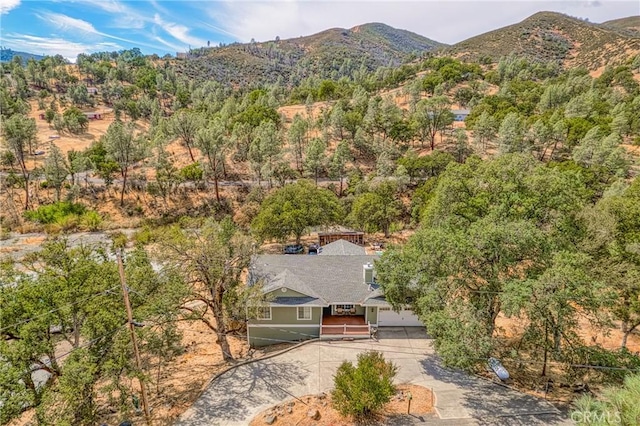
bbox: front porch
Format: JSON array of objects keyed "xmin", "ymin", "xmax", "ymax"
[{"xmin": 320, "ymin": 315, "xmax": 371, "ymax": 338}]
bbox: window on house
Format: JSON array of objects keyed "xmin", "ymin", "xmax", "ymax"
[
  {"xmin": 297, "ymin": 306, "xmax": 312, "ymax": 320},
  {"xmin": 257, "ymin": 307, "xmax": 271, "ymax": 320},
  {"xmin": 336, "ymin": 304, "xmax": 354, "ymax": 310}
]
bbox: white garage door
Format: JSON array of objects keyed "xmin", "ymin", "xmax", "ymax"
[{"xmin": 378, "ymin": 307, "xmax": 423, "ymax": 327}]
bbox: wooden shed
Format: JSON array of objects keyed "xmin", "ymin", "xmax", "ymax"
[{"xmin": 318, "ymin": 232, "xmax": 365, "ymax": 246}]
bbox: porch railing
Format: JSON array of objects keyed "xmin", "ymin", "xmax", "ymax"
[{"xmin": 321, "ymin": 322, "xmax": 371, "ymax": 336}]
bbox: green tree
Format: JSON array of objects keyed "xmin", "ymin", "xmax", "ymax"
[
  {"xmin": 497, "ymin": 112, "xmax": 526, "ymax": 154},
  {"xmin": 0, "ymin": 239, "xmax": 185, "ymax": 424},
  {"xmin": 148, "ymin": 146, "xmax": 181, "ymax": 211},
  {"xmin": 249, "ymin": 120, "xmax": 282, "ymax": 187},
  {"xmin": 376, "ymin": 154, "xmax": 589, "ymax": 369},
  {"xmin": 329, "ymin": 140, "xmax": 352, "ymax": 195},
  {"xmin": 195, "ymin": 118, "xmax": 227, "ymax": 201},
  {"xmin": 582, "ymin": 180, "xmax": 640, "ymax": 349},
  {"xmin": 44, "ymin": 143, "xmax": 69, "ymax": 201},
  {"xmin": 103, "ymin": 120, "xmax": 147, "ymax": 206},
  {"xmin": 471, "ymin": 111, "xmax": 497, "ymax": 154},
  {"xmin": 44, "ymin": 108, "xmax": 55, "ymax": 124},
  {"xmin": 332, "ymin": 351, "xmax": 397, "ymax": 419},
  {"xmin": 159, "ymin": 218, "xmax": 258, "ymax": 362},
  {"xmin": 252, "ymin": 180, "xmax": 343, "ymax": 244},
  {"xmin": 502, "ymin": 251, "xmax": 601, "ymax": 376},
  {"xmin": 573, "ymin": 128, "xmax": 628, "ymax": 177},
  {"xmin": 348, "ymin": 181, "xmax": 402, "ymax": 238},
  {"xmin": 448, "ymin": 128, "xmax": 473, "ymax": 163},
  {"xmin": 170, "ymin": 110, "xmax": 202, "ymax": 162},
  {"xmin": 1, "ymin": 114, "xmax": 38, "ymax": 209},
  {"xmin": 412, "ymin": 96, "xmax": 454, "ymax": 150},
  {"xmin": 287, "ymin": 113, "xmax": 309, "ymax": 173},
  {"xmin": 62, "ymin": 107, "xmax": 89, "ymax": 134},
  {"xmin": 303, "ymin": 137, "xmax": 326, "ymax": 185}
]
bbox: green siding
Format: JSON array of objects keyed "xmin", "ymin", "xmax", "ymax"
[
  {"xmin": 249, "ymin": 326, "xmax": 319, "ymax": 347},
  {"xmin": 366, "ymin": 306, "xmax": 378, "ymax": 324},
  {"xmin": 249, "ymin": 306, "xmax": 321, "ymax": 325}
]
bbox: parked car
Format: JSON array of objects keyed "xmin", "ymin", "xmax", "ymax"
[
  {"xmin": 308, "ymin": 243, "xmax": 319, "ymax": 255},
  {"xmin": 283, "ymin": 244, "xmax": 304, "ymax": 254}
]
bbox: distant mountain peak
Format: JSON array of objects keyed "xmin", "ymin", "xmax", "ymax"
[
  {"xmin": 445, "ymin": 11, "xmax": 640, "ymax": 70},
  {"xmin": 0, "ymin": 48, "xmax": 46, "ymax": 63},
  {"xmin": 176, "ymin": 23, "xmax": 445, "ymax": 85}
]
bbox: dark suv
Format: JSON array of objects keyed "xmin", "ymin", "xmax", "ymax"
[{"xmin": 283, "ymin": 244, "xmax": 304, "ymax": 254}]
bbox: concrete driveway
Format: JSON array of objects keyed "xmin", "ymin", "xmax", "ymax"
[{"xmin": 176, "ymin": 328, "xmax": 571, "ymax": 425}]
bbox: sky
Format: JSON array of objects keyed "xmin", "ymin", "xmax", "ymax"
[{"xmin": 0, "ymin": 0, "xmax": 638, "ymax": 62}]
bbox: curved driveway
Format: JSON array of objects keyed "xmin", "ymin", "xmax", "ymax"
[{"xmin": 176, "ymin": 328, "xmax": 571, "ymax": 425}]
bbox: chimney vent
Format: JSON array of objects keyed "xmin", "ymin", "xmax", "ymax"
[{"xmin": 363, "ymin": 263, "xmax": 374, "ymax": 284}]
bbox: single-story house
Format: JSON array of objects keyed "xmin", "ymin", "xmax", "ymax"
[
  {"xmin": 451, "ymin": 109, "xmax": 471, "ymax": 122},
  {"xmin": 247, "ymin": 240, "xmax": 422, "ymax": 347}
]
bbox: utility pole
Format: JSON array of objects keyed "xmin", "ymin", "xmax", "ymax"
[{"xmin": 117, "ymin": 249, "xmax": 152, "ymax": 425}]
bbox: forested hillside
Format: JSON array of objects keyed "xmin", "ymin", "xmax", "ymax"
[
  {"xmin": 175, "ymin": 22, "xmax": 444, "ymax": 86},
  {"xmin": 2, "ymin": 16, "xmax": 640, "ymax": 425},
  {"xmin": 447, "ymin": 11, "xmax": 640, "ymax": 69}
]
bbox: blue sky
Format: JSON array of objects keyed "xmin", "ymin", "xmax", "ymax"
[{"xmin": 0, "ymin": 1, "xmax": 638, "ymax": 61}]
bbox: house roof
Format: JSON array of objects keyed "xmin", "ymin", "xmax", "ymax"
[
  {"xmin": 251, "ymin": 254, "xmax": 380, "ymax": 305},
  {"xmin": 269, "ymin": 297, "xmax": 323, "ymax": 307},
  {"xmin": 362, "ymin": 287, "xmax": 388, "ymax": 306},
  {"xmin": 318, "ymin": 239, "xmax": 366, "ymax": 256},
  {"xmin": 262, "ymin": 270, "xmax": 327, "ymax": 304},
  {"xmin": 451, "ymin": 109, "xmax": 471, "ymax": 115}
]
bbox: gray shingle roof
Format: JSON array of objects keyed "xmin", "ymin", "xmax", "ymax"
[
  {"xmin": 270, "ymin": 297, "xmax": 323, "ymax": 306},
  {"xmin": 251, "ymin": 254, "xmax": 380, "ymax": 305},
  {"xmin": 362, "ymin": 295, "xmax": 391, "ymax": 307},
  {"xmin": 262, "ymin": 270, "xmax": 326, "ymax": 303},
  {"xmin": 318, "ymin": 239, "xmax": 366, "ymax": 256}
]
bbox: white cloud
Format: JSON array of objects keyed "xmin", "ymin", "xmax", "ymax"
[
  {"xmin": 36, "ymin": 11, "xmax": 173, "ymax": 52},
  {"xmin": 62, "ymin": 0, "xmax": 146, "ymax": 29},
  {"xmin": 209, "ymin": 0, "xmax": 640, "ymax": 45},
  {"xmin": 0, "ymin": 0, "xmax": 21, "ymax": 15},
  {"xmin": 37, "ymin": 11, "xmax": 99, "ymax": 35},
  {"xmin": 1, "ymin": 33, "xmax": 121, "ymax": 61},
  {"xmin": 154, "ymin": 13, "xmax": 207, "ymax": 48}
]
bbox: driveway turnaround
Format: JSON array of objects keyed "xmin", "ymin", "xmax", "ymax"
[{"xmin": 176, "ymin": 328, "xmax": 571, "ymax": 425}]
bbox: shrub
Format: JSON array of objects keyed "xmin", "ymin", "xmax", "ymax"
[
  {"xmin": 572, "ymin": 374, "xmax": 640, "ymax": 425},
  {"xmin": 81, "ymin": 211, "xmax": 103, "ymax": 231},
  {"xmin": 24, "ymin": 202, "xmax": 86, "ymax": 225},
  {"xmin": 332, "ymin": 351, "xmax": 397, "ymax": 419},
  {"xmin": 179, "ymin": 162, "xmax": 203, "ymax": 182}
]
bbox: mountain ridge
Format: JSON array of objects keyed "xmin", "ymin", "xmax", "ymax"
[
  {"xmin": 445, "ymin": 11, "xmax": 640, "ymax": 69},
  {"xmin": 174, "ymin": 22, "xmax": 444, "ymax": 85},
  {"xmin": 0, "ymin": 48, "xmax": 46, "ymax": 63}
]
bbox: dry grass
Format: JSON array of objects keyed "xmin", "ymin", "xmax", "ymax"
[{"xmin": 249, "ymin": 384, "xmax": 433, "ymax": 426}]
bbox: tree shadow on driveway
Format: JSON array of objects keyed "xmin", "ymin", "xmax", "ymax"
[
  {"xmin": 175, "ymin": 358, "xmax": 313, "ymax": 425},
  {"xmin": 419, "ymin": 354, "xmax": 570, "ymax": 425}
]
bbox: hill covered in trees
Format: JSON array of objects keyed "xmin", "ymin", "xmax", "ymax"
[
  {"xmin": 0, "ymin": 48, "xmax": 46, "ymax": 63},
  {"xmin": 174, "ymin": 23, "xmax": 444, "ymax": 86},
  {"xmin": 446, "ymin": 11, "xmax": 640, "ymax": 69},
  {"xmin": 602, "ymin": 15, "xmax": 640, "ymax": 37}
]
